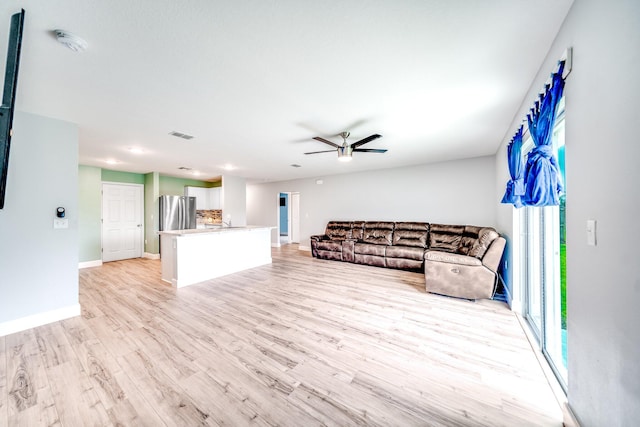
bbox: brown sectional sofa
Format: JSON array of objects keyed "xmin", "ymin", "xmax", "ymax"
[{"xmin": 310, "ymin": 221, "xmax": 506, "ymax": 300}]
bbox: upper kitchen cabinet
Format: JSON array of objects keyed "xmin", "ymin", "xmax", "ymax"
[
  {"xmin": 185, "ymin": 186, "xmax": 207, "ymax": 210},
  {"xmin": 209, "ymin": 187, "xmax": 221, "ymax": 210},
  {"xmin": 185, "ymin": 186, "xmax": 221, "ymax": 210}
]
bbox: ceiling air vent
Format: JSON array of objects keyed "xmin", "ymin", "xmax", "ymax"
[
  {"xmin": 178, "ymin": 166, "xmax": 192, "ymax": 171},
  {"xmin": 169, "ymin": 131, "xmax": 194, "ymax": 140},
  {"xmin": 290, "ymin": 164, "xmax": 302, "ymax": 168}
]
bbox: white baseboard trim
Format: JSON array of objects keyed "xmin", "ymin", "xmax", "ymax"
[
  {"xmin": 510, "ymin": 297, "xmax": 523, "ymax": 315},
  {"xmin": 271, "ymin": 242, "xmax": 281, "ymax": 248},
  {"xmin": 0, "ymin": 303, "xmax": 81, "ymax": 337},
  {"xmin": 298, "ymin": 245, "xmax": 311, "ymax": 252},
  {"xmin": 79, "ymin": 259, "xmax": 102, "ymax": 269},
  {"xmin": 563, "ymin": 401, "xmax": 581, "ymax": 427},
  {"xmin": 143, "ymin": 252, "xmax": 160, "ymax": 260}
]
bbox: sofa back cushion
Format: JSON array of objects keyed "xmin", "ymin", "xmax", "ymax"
[
  {"xmin": 325, "ymin": 221, "xmax": 353, "ymax": 240},
  {"xmin": 351, "ymin": 221, "xmax": 365, "ymax": 241},
  {"xmin": 392, "ymin": 222, "xmax": 429, "ymax": 248},
  {"xmin": 451, "ymin": 225, "xmax": 500, "ymax": 259},
  {"xmin": 457, "ymin": 225, "xmax": 483, "ymax": 255},
  {"xmin": 362, "ymin": 222, "xmax": 395, "ymax": 245},
  {"xmin": 428, "ymin": 224, "xmax": 464, "ymax": 252},
  {"xmin": 468, "ymin": 227, "xmax": 500, "ymax": 259}
]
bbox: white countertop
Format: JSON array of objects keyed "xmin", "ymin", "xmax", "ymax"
[{"xmin": 158, "ymin": 225, "xmax": 274, "ymax": 236}]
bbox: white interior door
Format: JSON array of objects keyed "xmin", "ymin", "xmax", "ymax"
[
  {"xmin": 102, "ymin": 183, "xmax": 144, "ymax": 262},
  {"xmin": 291, "ymin": 193, "xmax": 300, "ymax": 243}
]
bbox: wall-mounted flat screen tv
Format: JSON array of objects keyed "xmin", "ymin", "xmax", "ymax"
[{"xmin": 0, "ymin": 9, "xmax": 25, "ymax": 209}]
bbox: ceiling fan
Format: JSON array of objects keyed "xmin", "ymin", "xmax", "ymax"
[{"xmin": 305, "ymin": 132, "xmax": 387, "ymax": 162}]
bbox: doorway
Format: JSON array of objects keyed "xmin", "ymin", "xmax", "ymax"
[
  {"xmin": 518, "ymin": 98, "xmax": 567, "ymax": 389},
  {"xmin": 102, "ymin": 182, "xmax": 144, "ymax": 262},
  {"xmin": 279, "ymin": 193, "xmax": 289, "ymax": 242},
  {"xmin": 277, "ymin": 192, "xmax": 299, "ymax": 245}
]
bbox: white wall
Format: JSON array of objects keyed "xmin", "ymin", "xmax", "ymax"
[
  {"xmin": 248, "ymin": 156, "xmax": 496, "ymax": 249},
  {"xmin": 221, "ymin": 174, "xmax": 247, "ymax": 226},
  {"xmin": 0, "ymin": 112, "xmax": 80, "ymax": 335},
  {"xmin": 494, "ymin": 0, "xmax": 640, "ymax": 424}
]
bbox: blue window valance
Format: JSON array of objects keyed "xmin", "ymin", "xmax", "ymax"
[{"xmin": 522, "ymin": 61, "xmax": 566, "ymax": 206}]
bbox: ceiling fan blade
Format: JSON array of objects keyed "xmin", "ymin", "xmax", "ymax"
[
  {"xmin": 312, "ymin": 136, "xmax": 341, "ymax": 148},
  {"xmin": 350, "ymin": 134, "xmax": 382, "ymax": 148},
  {"xmin": 353, "ymin": 148, "xmax": 388, "ymax": 153},
  {"xmin": 304, "ymin": 149, "xmax": 337, "ymax": 155}
]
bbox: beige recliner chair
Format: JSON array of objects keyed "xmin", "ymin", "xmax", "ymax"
[{"xmin": 424, "ymin": 224, "xmax": 506, "ymax": 300}]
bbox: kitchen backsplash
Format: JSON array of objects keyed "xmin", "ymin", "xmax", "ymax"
[{"xmin": 196, "ymin": 209, "xmax": 222, "ymax": 224}]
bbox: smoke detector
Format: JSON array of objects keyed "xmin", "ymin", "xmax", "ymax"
[{"xmin": 54, "ymin": 30, "xmax": 88, "ymax": 52}]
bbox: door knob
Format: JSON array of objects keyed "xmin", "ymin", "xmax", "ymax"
[{"xmin": 137, "ymin": 224, "xmax": 142, "ymax": 227}]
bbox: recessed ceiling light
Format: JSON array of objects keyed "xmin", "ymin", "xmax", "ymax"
[
  {"xmin": 54, "ymin": 30, "xmax": 88, "ymax": 52},
  {"xmin": 128, "ymin": 147, "xmax": 143, "ymax": 154},
  {"xmin": 105, "ymin": 159, "xmax": 120, "ymax": 165},
  {"xmin": 192, "ymin": 171, "xmax": 201, "ymax": 176},
  {"xmin": 222, "ymin": 164, "xmax": 235, "ymax": 171}
]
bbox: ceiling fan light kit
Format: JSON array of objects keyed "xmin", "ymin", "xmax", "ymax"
[
  {"xmin": 305, "ymin": 131, "xmax": 386, "ymax": 162},
  {"xmin": 337, "ymin": 146, "xmax": 353, "ymax": 162}
]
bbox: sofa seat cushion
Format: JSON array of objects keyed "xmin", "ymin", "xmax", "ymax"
[
  {"xmin": 354, "ymin": 243, "xmax": 386, "ymax": 257},
  {"xmin": 354, "ymin": 254, "xmax": 385, "ymax": 267},
  {"xmin": 387, "ymin": 258, "xmax": 423, "ymax": 270},
  {"xmin": 315, "ymin": 240, "xmax": 343, "ymax": 252},
  {"xmin": 316, "ymin": 250, "xmax": 343, "ymax": 261},
  {"xmin": 424, "ymin": 250, "xmax": 482, "ymax": 266},
  {"xmin": 393, "ymin": 222, "xmax": 429, "ymax": 248},
  {"xmin": 386, "ymin": 245, "xmax": 425, "ymax": 261}
]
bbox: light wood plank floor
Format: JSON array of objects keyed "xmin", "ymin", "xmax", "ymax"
[{"xmin": 0, "ymin": 245, "xmax": 563, "ymax": 426}]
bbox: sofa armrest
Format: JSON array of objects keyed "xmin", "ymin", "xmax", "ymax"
[
  {"xmin": 424, "ymin": 250, "xmax": 482, "ymax": 266},
  {"xmin": 481, "ymin": 237, "xmax": 506, "ymax": 272},
  {"xmin": 310, "ymin": 234, "xmax": 328, "ymax": 257},
  {"xmin": 341, "ymin": 238, "xmax": 358, "ymax": 263}
]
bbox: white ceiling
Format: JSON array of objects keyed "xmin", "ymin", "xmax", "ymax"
[{"xmin": 1, "ymin": 0, "xmax": 573, "ymax": 183}]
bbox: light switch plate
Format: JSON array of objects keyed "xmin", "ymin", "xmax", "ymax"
[
  {"xmin": 53, "ymin": 218, "xmax": 69, "ymax": 229},
  {"xmin": 586, "ymin": 219, "xmax": 597, "ymax": 246}
]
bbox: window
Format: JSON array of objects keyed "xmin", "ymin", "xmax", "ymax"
[{"xmin": 517, "ymin": 97, "xmax": 567, "ymax": 388}]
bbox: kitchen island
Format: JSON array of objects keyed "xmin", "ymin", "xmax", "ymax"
[{"xmin": 159, "ymin": 226, "xmax": 274, "ymax": 288}]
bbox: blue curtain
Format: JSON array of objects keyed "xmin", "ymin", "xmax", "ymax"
[
  {"xmin": 522, "ymin": 61, "xmax": 566, "ymax": 206},
  {"xmin": 501, "ymin": 126, "xmax": 525, "ymax": 208}
]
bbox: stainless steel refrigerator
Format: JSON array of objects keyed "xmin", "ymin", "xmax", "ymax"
[{"xmin": 159, "ymin": 195, "xmax": 197, "ymax": 231}]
